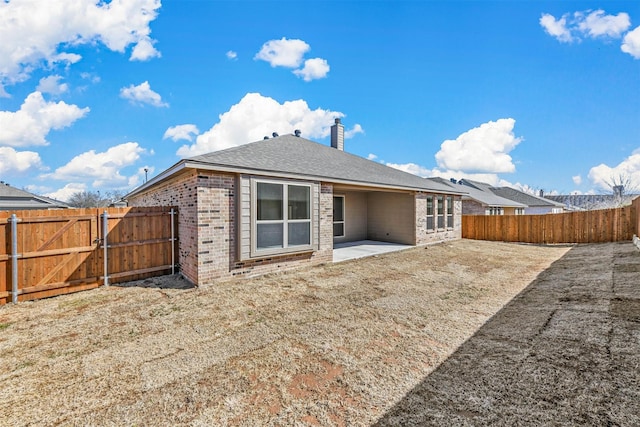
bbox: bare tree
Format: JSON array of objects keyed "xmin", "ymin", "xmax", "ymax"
[
  {"xmin": 67, "ymin": 190, "xmax": 126, "ymax": 208},
  {"xmin": 603, "ymin": 174, "xmax": 639, "ymax": 208}
]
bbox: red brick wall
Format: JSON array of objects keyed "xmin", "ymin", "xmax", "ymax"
[
  {"xmin": 127, "ymin": 170, "xmax": 199, "ymax": 284},
  {"xmin": 415, "ymin": 193, "xmax": 462, "ymax": 245},
  {"xmin": 129, "ymin": 170, "xmax": 334, "ymax": 285}
]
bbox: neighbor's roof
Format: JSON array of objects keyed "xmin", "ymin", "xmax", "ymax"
[
  {"xmin": 0, "ymin": 182, "xmax": 70, "ymax": 211},
  {"xmin": 457, "ymin": 179, "xmax": 526, "ymax": 207},
  {"xmin": 545, "ymin": 194, "xmax": 638, "ymax": 210},
  {"xmin": 129, "ymin": 134, "xmax": 466, "ymax": 196},
  {"xmin": 490, "ymin": 187, "xmax": 564, "ymax": 207}
]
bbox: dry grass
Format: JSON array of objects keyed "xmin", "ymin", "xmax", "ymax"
[{"xmin": 0, "ymin": 240, "xmax": 569, "ymax": 426}]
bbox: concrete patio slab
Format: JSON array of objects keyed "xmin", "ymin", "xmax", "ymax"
[{"xmin": 333, "ymin": 240, "xmax": 413, "ymax": 263}]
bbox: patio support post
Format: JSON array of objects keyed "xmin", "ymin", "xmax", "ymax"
[
  {"xmin": 9, "ymin": 214, "xmax": 19, "ymax": 304},
  {"xmin": 102, "ymin": 210, "xmax": 109, "ymax": 286}
]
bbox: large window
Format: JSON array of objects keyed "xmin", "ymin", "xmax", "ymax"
[
  {"xmin": 436, "ymin": 196, "xmax": 444, "ymax": 229},
  {"xmin": 426, "ymin": 196, "xmax": 434, "ymax": 231},
  {"xmin": 333, "ymin": 195, "xmax": 345, "ymax": 237},
  {"xmin": 446, "ymin": 196, "xmax": 454, "ymax": 228},
  {"xmin": 255, "ymin": 181, "xmax": 312, "ymax": 254}
]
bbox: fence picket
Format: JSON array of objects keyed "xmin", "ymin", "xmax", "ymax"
[
  {"xmin": 462, "ymin": 203, "xmax": 638, "ymax": 244},
  {"xmin": 0, "ymin": 207, "xmax": 178, "ymax": 304}
]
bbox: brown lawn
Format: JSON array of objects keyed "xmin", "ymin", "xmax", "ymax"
[{"xmin": 0, "ymin": 240, "xmax": 570, "ymax": 426}]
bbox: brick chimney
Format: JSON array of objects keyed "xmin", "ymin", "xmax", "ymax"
[{"xmin": 330, "ymin": 118, "xmax": 344, "ymax": 150}]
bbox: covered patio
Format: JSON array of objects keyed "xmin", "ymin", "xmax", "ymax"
[{"xmin": 333, "ymin": 240, "xmax": 413, "ymax": 263}]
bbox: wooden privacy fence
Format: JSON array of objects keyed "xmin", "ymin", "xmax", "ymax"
[
  {"xmin": 0, "ymin": 207, "xmax": 177, "ymax": 304},
  {"xmin": 462, "ymin": 204, "xmax": 637, "ymax": 244}
]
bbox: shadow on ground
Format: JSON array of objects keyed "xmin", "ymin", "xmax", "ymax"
[
  {"xmin": 374, "ymin": 242, "xmax": 640, "ymax": 426},
  {"xmin": 113, "ymin": 274, "xmax": 196, "ymax": 290}
]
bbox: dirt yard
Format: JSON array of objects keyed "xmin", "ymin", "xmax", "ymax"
[{"xmin": 0, "ymin": 239, "xmax": 635, "ymax": 426}]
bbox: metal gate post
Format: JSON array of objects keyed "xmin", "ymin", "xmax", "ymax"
[
  {"xmin": 102, "ymin": 210, "xmax": 109, "ymax": 286},
  {"xmin": 170, "ymin": 208, "xmax": 175, "ymax": 275},
  {"xmin": 9, "ymin": 214, "xmax": 19, "ymax": 304}
]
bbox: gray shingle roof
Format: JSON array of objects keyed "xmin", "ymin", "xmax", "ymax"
[
  {"xmin": 0, "ymin": 183, "xmax": 69, "ymax": 211},
  {"xmin": 546, "ymin": 194, "xmax": 638, "ymax": 210},
  {"xmin": 490, "ymin": 187, "xmax": 564, "ymax": 207},
  {"xmin": 181, "ymin": 134, "xmax": 465, "ymax": 194},
  {"xmin": 458, "ymin": 179, "xmax": 526, "ymax": 207}
]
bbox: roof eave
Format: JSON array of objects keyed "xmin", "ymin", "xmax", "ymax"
[
  {"xmin": 125, "ymin": 160, "xmax": 188, "ymax": 199},
  {"xmin": 184, "ymin": 160, "xmax": 467, "ymax": 195}
]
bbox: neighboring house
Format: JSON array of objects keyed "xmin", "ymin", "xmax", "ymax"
[
  {"xmin": 126, "ymin": 119, "xmax": 466, "ymax": 285},
  {"xmin": 0, "ymin": 181, "xmax": 69, "ymax": 211},
  {"xmin": 450, "ymin": 179, "xmax": 527, "ymax": 215},
  {"xmin": 490, "ymin": 187, "xmax": 564, "ymax": 214}
]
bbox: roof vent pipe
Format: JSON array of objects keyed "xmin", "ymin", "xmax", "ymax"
[
  {"xmin": 330, "ymin": 118, "xmax": 344, "ymax": 151},
  {"xmin": 264, "ymin": 136, "xmax": 269, "ymax": 139},
  {"xmin": 294, "ymin": 129, "xmax": 301, "ymax": 137},
  {"xmin": 272, "ymin": 132, "xmax": 279, "ymax": 138}
]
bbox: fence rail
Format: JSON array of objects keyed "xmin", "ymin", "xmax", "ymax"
[
  {"xmin": 1, "ymin": 206, "xmax": 177, "ymax": 304},
  {"xmin": 462, "ymin": 202, "xmax": 638, "ymax": 244}
]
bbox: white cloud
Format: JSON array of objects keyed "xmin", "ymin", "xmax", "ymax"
[
  {"xmin": 177, "ymin": 92, "xmax": 363, "ymax": 157},
  {"xmin": 130, "ymin": 37, "xmax": 161, "ymax": 61},
  {"xmin": 44, "ymin": 183, "xmax": 87, "ymax": 202},
  {"xmin": 0, "ymin": 0, "xmax": 161, "ymax": 88},
  {"xmin": 345, "ymin": 123, "xmax": 365, "ymax": 139},
  {"xmin": 36, "ymin": 75, "xmax": 69, "ymax": 95},
  {"xmin": 120, "ymin": 81, "xmax": 168, "ymax": 107},
  {"xmin": 621, "ymin": 26, "xmax": 640, "ymax": 59},
  {"xmin": 44, "ymin": 142, "xmax": 147, "ymax": 188},
  {"xmin": 587, "ymin": 149, "xmax": 640, "ymax": 192},
  {"xmin": 385, "ymin": 160, "xmax": 508, "ymax": 186},
  {"xmin": 384, "ymin": 119, "xmax": 524, "ymax": 187},
  {"xmin": 293, "ymin": 58, "xmax": 330, "ymax": 81},
  {"xmin": 540, "ymin": 13, "xmax": 574, "ymax": 43},
  {"xmin": 0, "ymin": 147, "xmax": 43, "ymax": 174},
  {"xmin": 255, "ymin": 38, "xmax": 310, "ymax": 68},
  {"xmin": 541, "ymin": 9, "xmax": 638, "ymax": 58},
  {"xmin": 577, "ymin": 10, "xmax": 630, "ymax": 38},
  {"xmin": 572, "ymin": 175, "xmax": 582, "ymax": 185},
  {"xmin": 226, "ymin": 50, "xmax": 238, "ymax": 60},
  {"xmin": 386, "ymin": 162, "xmax": 435, "ymax": 178},
  {"xmin": 435, "ymin": 118, "xmax": 522, "ymax": 174},
  {"xmin": 164, "ymin": 124, "xmax": 200, "ymax": 142},
  {"xmin": 80, "ymin": 72, "xmax": 101, "ymax": 83},
  {"xmin": 367, "ymin": 153, "xmax": 378, "ymax": 161},
  {"xmin": 0, "ymin": 91, "xmax": 89, "ymax": 147}
]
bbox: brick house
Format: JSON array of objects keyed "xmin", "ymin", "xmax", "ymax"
[
  {"xmin": 453, "ymin": 179, "xmax": 527, "ymax": 215},
  {"xmin": 126, "ymin": 120, "xmax": 466, "ymax": 285}
]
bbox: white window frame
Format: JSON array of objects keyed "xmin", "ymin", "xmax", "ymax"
[
  {"xmin": 251, "ymin": 178, "xmax": 314, "ymax": 258},
  {"xmin": 446, "ymin": 196, "xmax": 454, "ymax": 229},
  {"xmin": 333, "ymin": 195, "xmax": 345, "ymax": 238},
  {"xmin": 515, "ymin": 208, "xmax": 525, "ymax": 215},
  {"xmin": 436, "ymin": 195, "xmax": 445, "ymax": 229},
  {"xmin": 426, "ymin": 195, "xmax": 434, "ymax": 232},
  {"xmin": 486, "ymin": 207, "xmax": 504, "ymax": 215}
]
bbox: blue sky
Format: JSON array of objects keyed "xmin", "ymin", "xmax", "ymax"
[{"xmin": 1, "ymin": 0, "xmax": 639, "ymax": 201}]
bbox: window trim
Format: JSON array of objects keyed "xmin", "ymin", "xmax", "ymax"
[
  {"xmin": 426, "ymin": 195, "xmax": 434, "ymax": 232},
  {"xmin": 446, "ymin": 196, "xmax": 454, "ymax": 229},
  {"xmin": 486, "ymin": 206, "xmax": 504, "ymax": 216},
  {"xmin": 333, "ymin": 195, "xmax": 345, "ymax": 238},
  {"xmin": 250, "ymin": 178, "xmax": 315, "ymax": 258},
  {"xmin": 436, "ymin": 195, "xmax": 445, "ymax": 230}
]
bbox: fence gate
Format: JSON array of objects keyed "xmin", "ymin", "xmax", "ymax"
[{"xmin": 1, "ymin": 207, "xmax": 177, "ymax": 304}]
